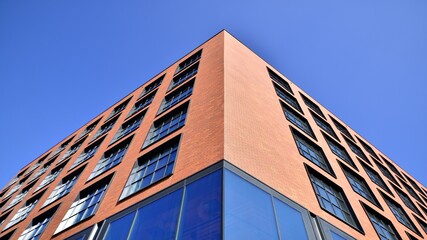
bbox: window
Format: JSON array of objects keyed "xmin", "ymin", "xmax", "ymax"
[
  {"xmin": 111, "ymin": 112, "xmax": 144, "ymax": 143},
  {"xmin": 4, "ymin": 182, "xmax": 23, "ymax": 199},
  {"xmin": 77, "ymin": 119, "xmax": 100, "ymax": 139},
  {"xmin": 273, "ymin": 83, "xmax": 302, "ymax": 113},
  {"xmin": 91, "ymin": 116, "xmax": 118, "ymax": 141},
  {"xmin": 55, "ymin": 175, "xmax": 112, "ymax": 233},
  {"xmin": 382, "ymin": 157, "xmax": 405, "ymax": 179},
  {"xmin": 88, "ymin": 138, "xmax": 131, "ymax": 180},
  {"xmin": 0, "ymin": 211, "xmax": 11, "ymax": 227},
  {"xmin": 365, "ymin": 206, "xmax": 401, "ymax": 240},
  {"xmin": 393, "ymin": 186, "xmax": 423, "ymax": 217},
  {"xmin": 316, "ymin": 218, "xmax": 356, "ymax": 240},
  {"xmin": 140, "ymin": 75, "xmax": 164, "ymax": 97},
  {"xmin": 106, "ymin": 98, "xmax": 131, "ymax": 120},
  {"xmin": 344, "ymin": 138, "xmax": 369, "ymax": 162},
  {"xmin": 128, "ymin": 91, "xmax": 156, "ymax": 117},
  {"xmin": 382, "ymin": 194, "xmax": 419, "ymax": 234},
  {"xmin": 175, "ymin": 49, "xmax": 202, "ymax": 74},
  {"xmin": 0, "ymin": 231, "xmax": 14, "ymax": 240},
  {"xmin": 4, "ymin": 193, "xmax": 42, "ymax": 230},
  {"xmin": 341, "ymin": 164, "xmax": 379, "ymax": 206},
  {"xmin": 311, "ymin": 111, "xmax": 339, "ymax": 140},
  {"xmin": 374, "ymin": 161, "xmax": 398, "ymax": 185},
  {"xmin": 291, "ymin": 128, "xmax": 333, "ymax": 175},
  {"xmin": 29, "ymin": 159, "xmax": 55, "ymax": 182},
  {"xmin": 415, "ymin": 217, "xmax": 427, "ymax": 234},
  {"xmin": 71, "ymin": 138, "xmax": 104, "ymax": 170},
  {"xmin": 5, "ymin": 189, "xmax": 30, "ymax": 211},
  {"xmin": 36, "ymin": 163, "xmax": 65, "ymax": 191},
  {"xmin": 143, "ymin": 102, "xmax": 188, "ymax": 147},
  {"xmin": 60, "ymin": 139, "xmax": 85, "ymax": 162},
  {"xmin": 406, "ymin": 177, "xmax": 424, "ymax": 196},
  {"xmin": 301, "ymin": 94, "xmax": 325, "ymax": 118},
  {"xmin": 323, "ymin": 134, "xmax": 356, "ymax": 168},
  {"xmin": 52, "ymin": 137, "xmax": 74, "ymax": 157},
  {"xmin": 361, "ymin": 161, "xmax": 392, "ymax": 194},
  {"xmin": 42, "ymin": 166, "xmax": 84, "ymax": 207},
  {"xmin": 401, "ymin": 181, "xmax": 423, "ymax": 203},
  {"xmin": 282, "ymin": 103, "xmax": 315, "ymax": 138},
  {"xmin": 308, "ymin": 169, "xmax": 361, "ymax": 230},
  {"xmin": 121, "ymin": 136, "xmax": 180, "ymax": 199},
  {"xmin": 17, "ymin": 206, "xmax": 58, "ymax": 240},
  {"xmin": 331, "ymin": 117, "xmax": 354, "ymax": 141},
  {"xmin": 267, "ymin": 67, "xmax": 293, "ymax": 94},
  {"xmin": 169, "ymin": 63, "xmax": 198, "ymax": 90},
  {"xmin": 159, "ymin": 79, "xmax": 194, "ymax": 114},
  {"xmin": 356, "ymin": 137, "xmax": 379, "ymax": 159}
]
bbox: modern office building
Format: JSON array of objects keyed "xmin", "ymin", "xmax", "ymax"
[{"xmin": 0, "ymin": 30, "xmax": 426, "ymax": 240}]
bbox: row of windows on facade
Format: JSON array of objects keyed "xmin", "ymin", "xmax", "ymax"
[
  {"xmin": 0, "ymin": 50, "xmax": 202, "ymax": 238},
  {"xmin": 269, "ymin": 68, "xmax": 427, "ymax": 239},
  {"xmin": 269, "ymin": 67, "xmax": 427, "ymax": 205},
  {"xmin": 0, "ymin": 49, "xmax": 201, "ymax": 206}
]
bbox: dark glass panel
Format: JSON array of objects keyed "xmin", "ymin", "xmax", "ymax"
[{"xmin": 104, "ymin": 211, "xmax": 136, "ymax": 240}]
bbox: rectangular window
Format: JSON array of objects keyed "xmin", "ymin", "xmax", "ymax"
[
  {"xmin": 55, "ymin": 175, "xmax": 112, "ymax": 233},
  {"xmin": 91, "ymin": 117, "xmax": 118, "ymax": 141},
  {"xmin": 360, "ymin": 161, "xmax": 392, "ymax": 194},
  {"xmin": 273, "ymin": 83, "xmax": 302, "ymax": 113},
  {"xmin": 323, "ymin": 134, "xmax": 356, "ymax": 168},
  {"xmin": 143, "ymin": 102, "xmax": 188, "ymax": 148},
  {"xmin": 400, "ymin": 181, "xmax": 423, "ymax": 204},
  {"xmin": 291, "ymin": 128, "xmax": 333, "ymax": 175},
  {"xmin": 4, "ymin": 185, "xmax": 32, "ymax": 211},
  {"xmin": 77, "ymin": 119, "xmax": 100, "ymax": 140},
  {"xmin": 331, "ymin": 117, "xmax": 355, "ymax": 141},
  {"xmin": 52, "ymin": 137, "xmax": 74, "ymax": 157},
  {"xmin": 308, "ymin": 168, "xmax": 361, "ymax": 230},
  {"xmin": 311, "ymin": 111, "xmax": 339, "ymax": 140},
  {"xmin": 282, "ymin": 103, "xmax": 315, "ymax": 138},
  {"xmin": 121, "ymin": 136, "xmax": 180, "ymax": 200},
  {"xmin": 106, "ymin": 98, "xmax": 131, "ymax": 120},
  {"xmin": 128, "ymin": 91, "xmax": 156, "ymax": 117},
  {"xmin": 382, "ymin": 157, "xmax": 405, "ymax": 179},
  {"xmin": 60, "ymin": 138, "xmax": 85, "ymax": 162},
  {"xmin": 111, "ymin": 112, "xmax": 145, "ymax": 143},
  {"xmin": 382, "ymin": 194, "xmax": 420, "ymax": 234},
  {"xmin": 42, "ymin": 166, "xmax": 84, "ymax": 207},
  {"xmin": 0, "ymin": 211, "xmax": 11, "ymax": 228},
  {"xmin": 29, "ymin": 159, "xmax": 55, "ymax": 182},
  {"xmin": 71, "ymin": 138, "xmax": 104, "ymax": 170},
  {"xmin": 159, "ymin": 79, "xmax": 194, "ymax": 114},
  {"xmin": 36, "ymin": 163, "xmax": 65, "ymax": 191},
  {"xmin": 406, "ymin": 177, "xmax": 424, "ymax": 196},
  {"xmin": 365, "ymin": 206, "xmax": 401, "ymax": 240},
  {"xmin": 175, "ymin": 49, "xmax": 202, "ymax": 74},
  {"xmin": 267, "ymin": 67, "xmax": 293, "ymax": 94},
  {"xmin": 301, "ymin": 94, "xmax": 325, "ymax": 118},
  {"xmin": 140, "ymin": 75, "xmax": 164, "ymax": 98},
  {"xmin": 88, "ymin": 138, "xmax": 131, "ymax": 180},
  {"xmin": 4, "ymin": 193, "xmax": 42, "ymax": 230},
  {"xmin": 415, "ymin": 217, "xmax": 427, "ymax": 234},
  {"xmin": 341, "ymin": 164, "xmax": 379, "ymax": 206},
  {"xmin": 169, "ymin": 62, "xmax": 198, "ymax": 90},
  {"xmin": 356, "ymin": 137, "xmax": 379, "ymax": 160},
  {"xmin": 17, "ymin": 206, "xmax": 58, "ymax": 240},
  {"xmin": 344, "ymin": 138, "xmax": 369, "ymax": 162},
  {"xmin": 374, "ymin": 161, "xmax": 398, "ymax": 185},
  {"xmin": 393, "ymin": 186, "xmax": 423, "ymax": 218}
]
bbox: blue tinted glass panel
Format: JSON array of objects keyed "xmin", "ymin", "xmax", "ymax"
[
  {"xmin": 273, "ymin": 198, "xmax": 308, "ymax": 240},
  {"xmin": 332, "ymin": 231, "xmax": 348, "ymax": 240},
  {"xmin": 128, "ymin": 189, "xmax": 183, "ymax": 240},
  {"xmin": 104, "ymin": 211, "xmax": 136, "ymax": 240},
  {"xmin": 224, "ymin": 170, "xmax": 279, "ymax": 239},
  {"xmin": 178, "ymin": 170, "xmax": 222, "ymax": 240}
]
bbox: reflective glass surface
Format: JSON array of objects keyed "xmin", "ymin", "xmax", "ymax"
[
  {"xmin": 104, "ymin": 212, "xmax": 136, "ymax": 240},
  {"xmin": 273, "ymin": 198, "xmax": 308, "ymax": 240}
]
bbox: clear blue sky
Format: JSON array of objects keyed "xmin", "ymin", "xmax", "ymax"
[{"xmin": 1, "ymin": 0, "xmax": 426, "ymax": 189}]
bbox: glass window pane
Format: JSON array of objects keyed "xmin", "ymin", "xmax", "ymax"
[
  {"xmin": 178, "ymin": 170, "xmax": 222, "ymax": 240},
  {"xmin": 273, "ymin": 198, "xmax": 308, "ymax": 240},
  {"xmin": 332, "ymin": 231, "xmax": 348, "ymax": 240},
  {"xmin": 104, "ymin": 211, "xmax": 136, "ymax": 240},
  {"xmin": 128, "ymin": 189, "xmax": 183, "ymax": 240},
  {"xmin": 224, "ymin": 170, "xmax": 279, "ymax": 239}
]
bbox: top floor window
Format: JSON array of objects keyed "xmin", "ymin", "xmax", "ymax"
[
  {"xmin": 111, "ymin": 112, "xmax": 145, "ymax": 144},
  {"xmin": 140, "ymin": 75, "xmax": 164, "ymax": 98},
  {"xmin": 60, "ymin": 139, "xmax": 85, "ymax": 162},
  {"xmin": 323, "ymin": 134, "xmax": 356, "ymax": 169},
  {"xmin": 52, "ymin": 137, "xmax": 74, "ymax": 157},
  {"xmin": 91, "ymin": 116, "xmax": 119, "ymax": 142},
  {"xmin": 77, "ymin": 119, "xmax": 100, "ymax": 140},
  {"xmin": 71, "ymin": 138, "xmax": 104, "ymax": 170},
  {"xmin": 106, "ymin": 98, "xmax": 131, "ymax": 120},
  {"xmin": 344, "ymin": 138, "xmax": 369, "ymax": 162},
  {"xmin": 128, "ymin": 91, "xmax": 156, "ymax": 117},
  {"xmin": 311, "ymin": 111, "xmax": 339, "ymax": 140},
  {"xmin": 169, "ymin": 63, "xmax": 198, "ymax": 90},
  {"xmin": 273, "ymin": 83, "xmax": 302, "ymax": 113},
  {"xmin": 331, "ymin": 117, "xmax": 354, "ymax": 141},
  {"xmin": 381, "ymin": 157, "xmax": 404, "ymax": 180},
  {"xmin": 175, "ymin": 49, "xmax": 202, "ymax": 74},
  {"xmin": 356, "ymin": 137, "xmax": 379, "ymax": 160},
  {"xmin": 267, "ymin": 67, "xmax": 293, "ymax": 94},
  {"xmin": 301, "ymin": 94, "xmax": 325, "ymax": 118},
  {"xmin": 159, "ymin": 79, "xmax": 194, "ymax": 114},
  {"xmin": 282, "ymin": 103, "xmax": 315, "ymax": 139}
]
